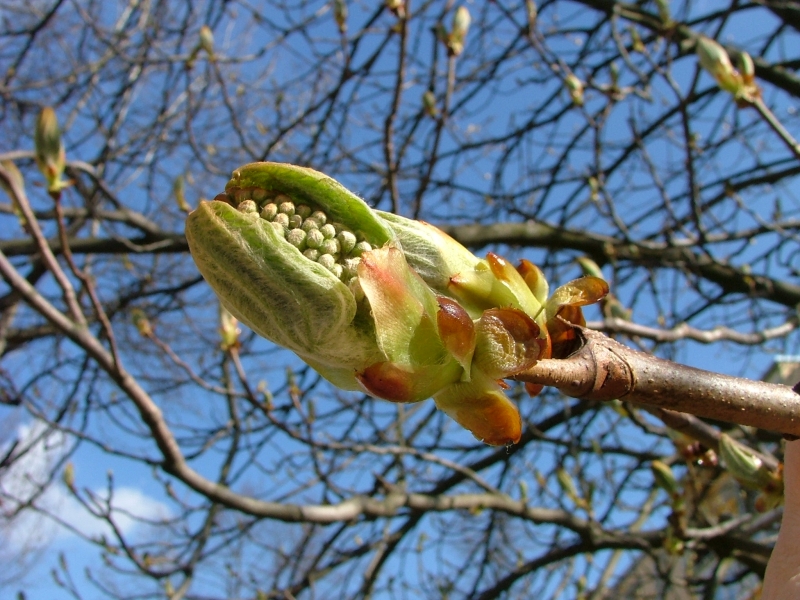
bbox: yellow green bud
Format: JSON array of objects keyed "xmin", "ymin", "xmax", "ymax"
[
  {"xmin": 719, "ymin": 433, "xmax": 781, "ymax": 491},
  {"xmin": 447, "ymin": 6, "xmax": 471, "ymax": 57},
  {"xmin": 0, "ymin": 160, "xmax": 27, "ymax": 227},
  {"xmin": 34, "ymin": 107, "xmax": 70, "ymax": 194},
  {"xmin": 219, "ymin": 305, "xmax": 241, "ymax": 351},
  {"xmin": 696, "ymin": 36, "xmax": 741, "ymax": 95},
  {"xmin": 565, "ymin": 74, "xmax": 584, "ymax": 106},
  {"xmin": 173, "ymin": 175, "xmax": 191, "ymax": 212},
  {"xmin": 333, "ymin": 0, "xmax": 347, "ymax": 34},
  {"xmin": 422, "ymin": 90, "xmax": 438, "ymax": 118},
  {"xmin": 131, "ymin": 309, "xmax": 153, "ymax": 337},
  {"xmin": 651, "ymin": 460, "xmax": 680, "ymax": 497}
]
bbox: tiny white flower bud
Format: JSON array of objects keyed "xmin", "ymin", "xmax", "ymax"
[
  {"xmin": 273, "ymin": 213, "xmax": 290, "ymax": 228},
  {"xmin": 338, "ymin": 231, "xmax": 357, "ymax": 254},
  {"xmin": 320, "ymin": 238, "xmax": 340, "ymax": 256},
  {"xmin": 320, "ymin": 223, "xmax": 337, "ymax": 239},
  {"xmin": 306, "ymin": 228, "xmax": 324, "ymax": 249},
  {"xmin": 318, "ymin": 253, "xmax": 336, "ymax": 270},
  {"xmin": 295, "ymin": 204, "xmax": 312, "ymax": 219},
  {"xmin": 352, "ymin": 241, "xmax": 372, "ymax": 256},
  {"xmin": 237, "ymin": 200, "xmax": 258, "ymax": 214},
  {"xmin": 279, "ymin": 201, "xmax": 295, "ymax": 217},
  {"xmin": 301, "ymin": 218, "xmax": 320, "ymax": 232},
  {"xmin": 261, "ymin": 203, "xmax": 278, "ymax": 220},
  {"xmin": 286, "ymin": 228, "xmax": 307, "ymax": 249},
  {"xmin": 289, "ymin": 214, "xmax": 304, "ymax": 229},
  {"xmin": 310, "ymin": 210, "xmax": 327, "ymax": 225},
  {"xmin": 303, "ymin": 248, "xmax": 320, "ymax": 261}
]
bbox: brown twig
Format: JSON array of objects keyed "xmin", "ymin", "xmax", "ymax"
[
  {"xmin": 515, "ymin": 327, "xmax": 800, "ymax": 438},
  {"xmin": 751, "ymin": 96, "xmax": 800, "ymax": 160}
]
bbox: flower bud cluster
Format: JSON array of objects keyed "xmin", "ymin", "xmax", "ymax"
[{"xmin": 217, "ymin": 187, "xmax": 372, "ymax": 291}]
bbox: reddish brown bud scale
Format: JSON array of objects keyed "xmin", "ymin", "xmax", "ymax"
[
  {"xmin": 438, "ymin": 388, "xmax": 522, "ymax": 446},
  {"xmin": 357, "ymin": 362, "xmax": 415, "ymax": 403},
  {"xmin": 436, "ymin": 296, "xmax": 475, "ymax": 368},
  {"xmin": 524, "ymin": 382, "xmax": 545, "ymax": 397}
]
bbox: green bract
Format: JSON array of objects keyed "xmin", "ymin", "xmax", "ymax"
[{"xmin": 186, "ymin": 162, "xmax": 607, "ymax": 445}]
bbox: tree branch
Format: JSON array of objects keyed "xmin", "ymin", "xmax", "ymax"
[{"xmin": 516, "ymin": 327, "xmax": 800, "ymax": 437}]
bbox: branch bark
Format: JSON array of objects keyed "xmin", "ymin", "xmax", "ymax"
[{"xmin": 516, "ymin": 328, "xmax": 800, "ymax": 437}]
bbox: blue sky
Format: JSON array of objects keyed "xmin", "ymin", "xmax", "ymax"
[{"xmin": 1, "ymin": 0, "xmax": 799, "ymax": 598}]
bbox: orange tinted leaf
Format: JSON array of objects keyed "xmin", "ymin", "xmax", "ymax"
[
  {"xmin": 546, "ymin": 276, "xmax": 609, "ymax": 315},
  {"xmin": 434, "ymin": 376, "xmax": 522, "ymax": 445}
]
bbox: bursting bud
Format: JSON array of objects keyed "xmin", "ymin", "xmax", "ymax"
[
  {"xmin": 34, "ymin": 107, "xmax": 70, "ymax": 194},
  {"xmin": 565, "ymin": 74, "xmax": 584, "ymax": 106},
  {"xmin": 333, "ymin": 0, "xmax": 348, "ymax": 34},
  {"xmin": 186, "ymin": 162, "xmax": 393, "ymax": 391},
  {"xmin": 0, "ymin": 160, "xmax": 27, "ymax": 227},
  {"xmin": 651, "ymin": 460, "xmax": 680, "ymax": 498},
  {"xmin": 173, "ymin": 175, "xmax": 191, "ymax": 212},
  {"xmin": 696, "ymin": 36, "xmax": 739, "ymax": 93},
  {"xmin": 719, "ymin": 433, "xmax": 782, "ymax": 493},
  {"xmin": 199, "ymin": 26, "xmax": 214, "ymax": 56},
  {"xmin": 526, "ymin": 1, "xmax": 538, "ymax": 30},
  {"xmin": 63, "ymin": 462, "xmax": 75, "ymax": 490},
  {"xmin": 655, "ymin": 0, "xmax": 671, "ymax": 24},
  {"xmin": 186, "ymin": 162, "xmax": 558, "ymax": 445},
  {"xmin": 695, "ymin": 36, "xmax": 759, "ymax": 103},
  {"xmin": 629, "ymin": 26, "xmax": 644, "ymax": 53},
  {"xmin": 422, "ymin": 90, "xmax": 438, "ymax": 118},
  {"xmin": 556, "ymin": 467, "xmax": 589, "ymax": 509},
  {"xmin": 131, "ymin": 309, "xmax": 153, "ymax": 338},
  {"xmin": 386, "ymin": 0, "xmax": 405, "ymax": 19},
  {"xmin": 447, "ymin": 6, "xmax": 471, "ymax": 57},
  {"xmin": 219, "ymin": 305, "xmax": 241, "ymax": 351}
]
